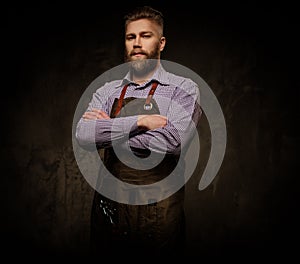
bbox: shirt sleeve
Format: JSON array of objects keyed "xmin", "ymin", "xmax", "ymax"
[
  {"xmin": 75, "ymin": 80, "xmax": 202, "ymax": 154},
  {"xmin": 127, "ymin": 81, "xmax": 201, "ymax": 154},
  {"xmin": 75, "ymin": 85, "xmax": 141, "ymax": 148}
]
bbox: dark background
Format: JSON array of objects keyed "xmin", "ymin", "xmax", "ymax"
[{"xmin": 1, "ymin": 0, "xmax": 299, "ymax": 259}]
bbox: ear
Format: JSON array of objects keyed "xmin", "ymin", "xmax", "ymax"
[{"xmin": 159, "ymin": 37, "xmax": 166, "ymax": 51}]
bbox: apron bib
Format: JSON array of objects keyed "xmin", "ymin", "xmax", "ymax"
[{"xmin": 91, "ymin": 81, "xmax": 186, "ymax": 255}]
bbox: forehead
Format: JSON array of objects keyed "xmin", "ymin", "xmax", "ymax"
[{"xmin": 126, "ymin": 18, "xmax": 161, "ymax": 35}]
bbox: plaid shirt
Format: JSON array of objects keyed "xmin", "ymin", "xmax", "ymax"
[{"xmin": 75, "ymin": 64, "xmax": 201, "ymax": 154}]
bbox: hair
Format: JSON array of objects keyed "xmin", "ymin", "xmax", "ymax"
[{"xmin": 124, "ymin": 6, "xmax": 164, "ymax": 35}]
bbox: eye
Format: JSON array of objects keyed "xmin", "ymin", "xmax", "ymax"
[
  {"xmin": 126, "ymin": 35, "xmax": 135, "ymax": 40},
  {"xmin": 142, "ymin": 35, "xmax": 151, "ymax": 38}
]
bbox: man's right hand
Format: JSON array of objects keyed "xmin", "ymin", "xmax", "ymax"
[
  {"xmin": 82, "ymin": 109, "xmax": 110, "ymax": 120},
  {"xmin": 137, "ymin": 114, "xmax": 167, "ymax": 130}
]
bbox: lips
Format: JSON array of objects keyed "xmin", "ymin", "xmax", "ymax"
[
  {"xmin": 130, "ymin": 49, "xmax": 147, "ymax": 55},
  {"xmin": 131, "ymin": 53, "xmax": 146, "ymax": 57}
]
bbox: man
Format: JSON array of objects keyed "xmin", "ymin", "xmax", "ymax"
[{"xmin": 75, "ymin": 6, "xmax": 201, "ymax": 256}]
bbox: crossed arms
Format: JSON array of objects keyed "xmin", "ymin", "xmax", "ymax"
[{"xmin": 75, "ymin": 82, "xmax": 201, "ymax": 154}]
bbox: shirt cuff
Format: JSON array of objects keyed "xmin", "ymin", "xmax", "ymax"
[
  {"xmin": 109, "ymin": 115, "xmax": 139, "ymax": 141},
  {"xmin": 122, "ymin": 115, "xmax": 139, "ymax": 134}
]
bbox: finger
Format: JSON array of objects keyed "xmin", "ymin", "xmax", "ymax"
[
  {"xmin": 84, "ymin": 111, "xmax": 98, "ymax": 117},
  {"xmin": 153, "ymin": 114, "xmax": 167, "ymax": 119},
  {"xmin": 84, "ymin": 111, "xmax": 110, "ymax": 120},
  {"xmin": 91, "ymin": 109, "xmax": 110, "ymax": 119},
  {"xmin": 83, "ymin": 115, "xmax": 97, "ymax": 120},
  {"xmin": 83, "ymin": 112, "xmax": 98, "ymax": 120},
  {"xmin": 91, "ymin": 109, "xmax": 106, "ymax": 114},
  {"xmin": 99, "ymin": 112, "xmax": 110, "ymax": 119}
]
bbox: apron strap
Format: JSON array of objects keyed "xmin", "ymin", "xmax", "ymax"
[
  {"xmin": 144, "ymin": 81, "xmax": 158, "ymax": 110},
  {"xmin": 114, "ymin": 83, "xmax": 129, "ymax": 117},
  {"xmin": 114, "ymin": 81, "xmax": 159, "ymax": 117}
]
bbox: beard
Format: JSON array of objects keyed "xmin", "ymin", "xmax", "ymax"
[{"xmin": 124, "ymin": 43, "xmax": 160, "ymax": 77}]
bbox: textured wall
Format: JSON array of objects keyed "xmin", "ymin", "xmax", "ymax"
[{"xmin": 2, "ymin": 2, "xmax": 298, "ymax": 259}]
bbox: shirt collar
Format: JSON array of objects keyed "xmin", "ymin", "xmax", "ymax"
[{"xmin": 115, "ymin": 63, "xmax": 170, "ymax": 88}]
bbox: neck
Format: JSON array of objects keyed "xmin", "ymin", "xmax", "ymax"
[
  {"xmin": 133, "ymin": 79, "xmax": 149, "ymax": 85},
  {"xmin": 132, "ymin": 72, "xmax": 153, "ymax": 84},
  {"xmin": 132, "ymin": 66, "xmax": 158, "ymax": 85}
]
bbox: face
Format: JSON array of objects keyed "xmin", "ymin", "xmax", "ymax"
[{"xmin": 124, "ymin": 19, "xmax": 166, "ymax": 73}]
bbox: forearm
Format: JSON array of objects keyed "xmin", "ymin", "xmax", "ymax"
[
  {"xmin": 75, "ymin": 115, "xmax": 139, "ymax": 148},
  {"xmin": 128, "ymin": 101, "xmax": 201, "ymax": 154},
  {"xmin": 129, "ymin": 125, "xmax": 180, "ymax": 154},
  {"xmin": 128, "ymin": 117, "xmax": 197, "ymax": 154}
]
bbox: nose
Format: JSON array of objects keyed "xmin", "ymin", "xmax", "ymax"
[{"xmin": 133, "ymin": 36, "xmax": 142, "ymax": 48}]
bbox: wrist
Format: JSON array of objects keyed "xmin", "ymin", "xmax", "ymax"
[
  {"xmin": 137, "ymin": 115, "xmax": 145, "ymax": 127},
  {"xmin": 137, "ymin": 115, "xmax": 147, "ymax": 130}
]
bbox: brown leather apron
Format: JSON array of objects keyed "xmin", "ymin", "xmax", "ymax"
[{"xmin": 90, "ymin": 81, "xmax": 186, "ymax": 256}]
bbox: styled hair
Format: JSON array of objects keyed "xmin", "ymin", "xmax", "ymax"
[{"xmin": 124, "ymin": 6, "xmax": 164, "ymax": 35}]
